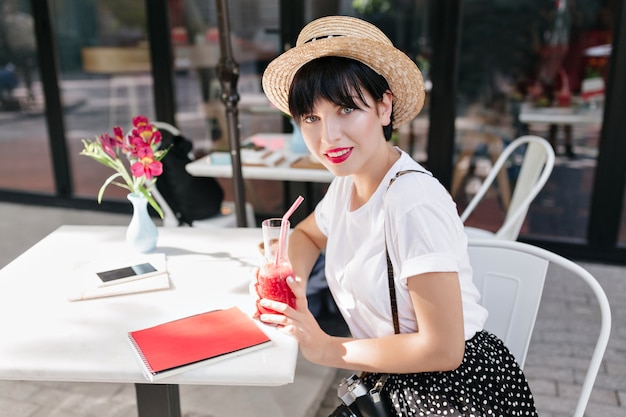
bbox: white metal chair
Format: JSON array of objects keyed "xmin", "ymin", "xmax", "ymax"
[
  {"xmin": 461, "ymin": 135, "xmax": 555, "ymax": 240},
  {"xmin": 151, "ymin": 121, "xmax": 256, "ymax": 228},
  {"xmin": 468, "ymin": 239, "xmax": 611, "ymax": 417}
]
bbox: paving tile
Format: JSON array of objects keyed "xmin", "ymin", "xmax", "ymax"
[
  {"xmin": 582, "ymin": 401, "xmax": 626, "ymax": 417},
  {"xmin": 527, "ymin": 378, "xmax": 558, "ymax": 396},
  {"xmin": 28, "ymin": 386, "xmax": 78, "ymax": 408},
  {"xmin": 584, "ymin": 372, "xmax": 626, "ymax": 392},
  {"xmin": 532, "ymin": 394, "xmax": 578, "ymax": 415},
  {"xmin": 0, "ymin": 381, "xmax": 41, "ymax": 401},
  {"xmin": 524, "ymin": 365, "xmax": 575, "ymax": 383},
  {"xmin": 526, "ymin": 354, "xmax": 596, "ymax": 373},
  {"xmin": 0, "ymin": 397, "xmax": 40, "ymax": 417},
  {"xmin": 314, "ymin": 369, "xmax": 350, "ymax": 417},
  {"xmin": 51, "ymin": 381, "xmax": 126, "ymax": 396},
  {"xmin": 558, "ymin": 381, "xmax": 618, "ymax": 405},
  {"xmin": 179, "ymin": 354, "xmax": 336, "ymax": 417}
]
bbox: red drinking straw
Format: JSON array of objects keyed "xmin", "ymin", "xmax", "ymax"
[{"xmin": 275, "ymin": 195, "xmax": 304, "ymax": 266}]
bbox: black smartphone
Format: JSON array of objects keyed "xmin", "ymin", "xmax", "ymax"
[{"xmin": 96, "ymin": 263, "xmax": 158, "ymax": 285}]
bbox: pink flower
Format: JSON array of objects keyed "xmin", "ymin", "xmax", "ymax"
[
  {"xmin": 113, "ymin": 126, "xmax": 125, "ymax": 144},
  {"xmin": 132, "ymin": 115, "xmax": 150, "ymax": 128},
  {"xmin": 130, "ymin": 146, "xmax": 163, "ymax": 180},
  {"xmin": 131, "ymin": 125, "xmax": 161, "ymax": 147},
  {"xmin": 98, "ymin": 133, "xmax": 118, "ymax": 158},
  {"xmin": 149, "ymin": 129, "xmax": 162, "ymax": 146},
  {"xmin": 80, "ymin": 115, "xmax": 169, "ymax": 218},
  {"xmin": 127, "ymin": 134, "xmax": 152, "ymax": 158}
]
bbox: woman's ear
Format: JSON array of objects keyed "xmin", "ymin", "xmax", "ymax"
[{"xmin": 378, "ymin": 91, "xmax": 393, "ymax": 126}]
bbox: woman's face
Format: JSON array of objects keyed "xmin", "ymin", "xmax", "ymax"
[{"xmin": 297, "ymin": 89, "xmax": 392, "ymax": 179}]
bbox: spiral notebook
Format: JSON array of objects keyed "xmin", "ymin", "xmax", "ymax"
[{"xmin": 128, "ymin": 307, "xmax": 272, "ymax": 381}]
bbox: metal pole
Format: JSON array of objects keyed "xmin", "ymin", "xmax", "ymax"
[
  {"xmin": 135, "ymin": 383, "xmax": 181, "ymax": 417},
  {"xmin": 427, "ymin": 0, "xmax": 463, "ymax": 189},
  {"xmin": 215, "ymin": 0, "xmax": 247, "ymax": 227},
  {"xmin": 146, "ymin": 0, "xmax": 177, "ymax": 125}
]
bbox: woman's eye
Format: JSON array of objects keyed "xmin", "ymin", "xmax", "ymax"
[
  {"xmin": 303, "ymin": 115, "xmax": 318, "ymax": 123},
  {"xmin": 341, "ymin": 107, "xmax": 354, "ymax": 115}
]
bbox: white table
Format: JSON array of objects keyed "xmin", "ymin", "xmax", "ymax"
[
  {"xmin": 0, "ymin": 226, "xmax": 297, "ymax": 417},
  {"xmin": 519, "ymin": 102, "xmax": 603, "ymax": 126},
  {"xmin": 185, "ymin": 133, "xmax": 335, "ymax": 184},
  {"xmin": 518, "ymin": 102, "xmax": 603, "ymax": 157}
]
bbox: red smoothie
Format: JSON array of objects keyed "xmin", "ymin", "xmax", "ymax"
[{"xmin": 256, "ymin": 261, "xmax": 296, "ymax": 315}]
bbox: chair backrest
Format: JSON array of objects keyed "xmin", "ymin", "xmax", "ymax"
[
  {"xmin": 151, "ymin": 186, "xmax": 182, "ymax": 227},
  {"xmin": 461, "ymin": 135, "xmax": 555, "ymax": 240},
  {"xmin": 152, "ymin": 121, "xmax": 182, "ymax": 136},
  {"xmin": 468, "ymin": 240, "xmax": 548, "ymax": 367},
  {"xmin": 468, "ymin": 239, "xmax": 612, "ymax": 417}
]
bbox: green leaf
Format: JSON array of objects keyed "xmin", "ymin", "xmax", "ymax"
[
  {"xmin": 97, "ymin": 172, "xmax": 124, "ymax": 203},
  {"xmin": 137, "ymin": 187, "xmax": 164, "ymax": 219},
  {"xmin": 147, "ymin": 194, "xmax": 164, "ymax": 219}
]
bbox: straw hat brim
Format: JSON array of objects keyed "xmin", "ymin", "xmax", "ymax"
[{"xmin": 262, "ymin": 36, "xmax": 425, "ymax": 128}]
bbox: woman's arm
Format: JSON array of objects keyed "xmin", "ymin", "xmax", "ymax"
[
  {"xmin": 327, "ymin": 271, "xmax": 465, "ymax": 373},
  {"xmin": 260, "ymin": 271, "xmax": 466, "ymax": 373}
]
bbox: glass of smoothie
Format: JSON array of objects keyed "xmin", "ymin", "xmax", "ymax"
[{"xmin": 256, "ymin": 218, "xmax": 296, "ymax": 315}]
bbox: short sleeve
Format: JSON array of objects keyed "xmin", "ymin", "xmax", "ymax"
[{"xmin": 384, "ymin": 173, "xmax": 467, "ymax": 284}]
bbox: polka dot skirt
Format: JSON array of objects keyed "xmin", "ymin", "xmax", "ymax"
[{"xmin": 361, "ymin": 331, "xmax": 537, "ymax": 417}]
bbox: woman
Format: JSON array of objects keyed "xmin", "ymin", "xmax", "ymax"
[{"xmin": 258, "ymin": 16, "xmax": 537, "ymax": 416}]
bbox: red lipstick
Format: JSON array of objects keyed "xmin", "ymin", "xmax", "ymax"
[{"xmin": 324, "ymin": 147, "xmax": 352, "ymax": 164}]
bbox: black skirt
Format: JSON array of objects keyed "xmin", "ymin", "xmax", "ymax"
[{"xmin": 361, "ymin": 330, "xmax": 538, "ymax": 417}]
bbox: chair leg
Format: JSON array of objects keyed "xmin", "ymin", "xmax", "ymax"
[
  {"xmin": 451, "ymin": 150, "xmax": 473, "ymax": 199},
  {"xmin": 494, "ymin": 168, "xmax": 512, "ymax": 210},
  {"xmin": 487, "ymin": 135, "xmax": 512, "ymax": 210}
]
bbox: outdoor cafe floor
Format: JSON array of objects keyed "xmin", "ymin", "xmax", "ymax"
[{"xmin": 0, "ymin": 200, "xmax": 625, "ymax": 417}]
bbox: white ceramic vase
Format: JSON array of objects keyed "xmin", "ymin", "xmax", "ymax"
[{"xmin": 126, "ymin": 193, "xmax": 158, "ymax": 253}]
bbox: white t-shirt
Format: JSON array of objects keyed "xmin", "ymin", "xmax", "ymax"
[{"xmin": 315, "ymin": 149, "xmax": 487, "ymax": 340}]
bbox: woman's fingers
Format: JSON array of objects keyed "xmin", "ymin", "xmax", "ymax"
[
  {"xmin": 258, "ymin": 298, "xmax": 288, "ymax": 314},
  {"xmin": 287, "ymin": 276, "xmax": 309, "ymax": 310},
  {"xmin": 258, "ymin": 298, "xmax": 298, "ymax": 328},
  {"xmin": 256, "ymin": 275, "xmax": 309, "ymax": 326}
]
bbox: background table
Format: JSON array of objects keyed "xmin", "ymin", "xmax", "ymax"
[
  {"xmin": 519, "ymin": 102, "xmax": 603, "ymax": 126},
  {"xmin": 187, "ymin": 133, "xmax": 333, "ymax": 219},
  {"xmin": 518, "ymin": 102, "xmax": 603, "ymax": 157},
  {"xmin": 0, "ymin": 226, "xmax": 298, "ymax": 417},
  {"xmin": 185, "ymin": 133, "xmax": 334, "ymax": 184}
]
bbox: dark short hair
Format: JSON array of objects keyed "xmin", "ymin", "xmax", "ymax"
[{"xmin": 288, "ymin": 56, "xmax": 394, "ymax": 141}]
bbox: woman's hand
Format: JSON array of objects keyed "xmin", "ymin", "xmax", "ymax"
[{"xmin": 258, "ymin": 275, "xmax": 330, "ymax": 364}]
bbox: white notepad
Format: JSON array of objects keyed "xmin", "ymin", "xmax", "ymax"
[{"xmin": 68, "ymin": 253, "xmax": 170, "ymax": 301}]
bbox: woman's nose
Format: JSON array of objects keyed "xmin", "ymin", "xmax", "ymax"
[{"xmin": 320, "ymin": 118, "xmax": 341, "ymax": 144}]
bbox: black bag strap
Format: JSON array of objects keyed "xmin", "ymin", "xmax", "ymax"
[
  {"xmin": 384, "ymin": 169, "xmax": 432, "ymax": 334},
  {"xmin": 351, "ymin": 169, "xmax": 433, "ymax": 409}
]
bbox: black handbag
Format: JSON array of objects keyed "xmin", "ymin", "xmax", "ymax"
[{"xmin": 329, "ymin": 170, "xmax": 430, "ymax": 417}]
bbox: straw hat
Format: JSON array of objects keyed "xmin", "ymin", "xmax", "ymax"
[{"xmin": 262, "ymin": 15, "xmax": 425, "ymax": 128}]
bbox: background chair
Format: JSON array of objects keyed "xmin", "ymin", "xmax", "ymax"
[
  {"xmin": 461, "ymin": 135, "xmax": 555, "ymax": 240},
  {"xmin": 467, "ymin": 239, "xmax": 611, "ymax": 417},
  {"xmin": 152, "ymin": 121, "xmax": 256, "ymax": 228}
]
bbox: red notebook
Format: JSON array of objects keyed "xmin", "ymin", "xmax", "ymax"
[{"xmin": 128, "ymin": 307, "xmax": 271, "ymax": 381}]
